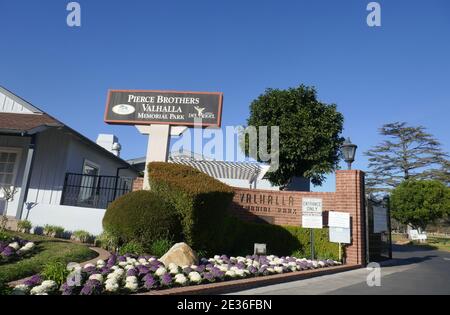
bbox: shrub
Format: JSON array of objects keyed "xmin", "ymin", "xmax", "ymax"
[
  {"xmin": 40, "ymin": 260, "xmax": 70, "ymax": 286},
  {"xmin": 43, "ymin": 225, "xmax": 65, "ymax": 238},
  {"xmin": 150, "ymin": 238, "xmax": 173, "ymax": 258},
  {"xmin": 0, "ymin": 280, "xmax": 11, "ymax": 295},
  {"xmin": 148, "ymin": 162, "xmax": 235, "ymax": 253},
  {"xmin": 103, "ymin": 190, "xmax": 181, "ymax": 250},
  {"xmin": 71, "ymin": 230, "xmax": 93, "ymax": 244},
  {"xmin": 218, "ymin": 216, "xmax": 340, "ymax": 260},
  {"xmin": 119, "ymin": 241, "xmax": 146, "ymax": 256},
  {"xmin": 17, "ymin": 220, "xmax": 32, "ymax": 233},
  {"xmin": 95, "ymin": 231, "xmax": 119, "ymax": 252}
]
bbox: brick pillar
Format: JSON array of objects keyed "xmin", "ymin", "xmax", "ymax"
[
  {"xmin": 132, "ymin": 177, "xmax": 144, "ymax": 191},
  {"xmin": 335, "ymin": 170, "xmax": 366, "ymax": 266}
]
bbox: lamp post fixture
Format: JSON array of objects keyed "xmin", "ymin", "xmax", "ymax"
[{"xmin": 342, "ymin": 138, "xmax": 358, "ymax": 170}]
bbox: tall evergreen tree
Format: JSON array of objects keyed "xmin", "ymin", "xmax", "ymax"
[{"xmin": 365, "ymin": 122, "xmax": 449, "ymax": 193}]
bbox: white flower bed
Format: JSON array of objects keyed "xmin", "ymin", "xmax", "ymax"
[{"xmin": 13, "ymin": 254, "xmax": 341, "ymax": 295}]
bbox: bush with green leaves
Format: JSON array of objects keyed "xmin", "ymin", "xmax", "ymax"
[
  {"xmin": 43, "ymin": 225, "xmax": 65, "ymax": 238},
  {"xmin": 218, "ymin": 216, "xmax": 340, "ymax": 260},
  {"xmin": 40, "ymin": 260, "xmax": 70, "ymax": 286},
  {"xmin": 150, "ymin": 238, "xmax": 173, "ymax": 258},
  {"xmin": 95, "ymin": 231, "xmax": 119, "ymax": 252},
  {"xmin": 71, "ymin": 230, "xmax": 93, "ymax": 244},
  {"xmin": 103, "ymin": 190, "xmax": 181, "ymax": 250},
  {"xmin": 17, "ymin": 220, "xmax": 32, "ymax": 233},
  {"xmin": 148, "ymin": 162, "xmax": 235, "ymax": 253},
  {"xmin": 390, "ymin": 180, "xmax": 450, "ymax": 230},
  {"xmin": 119, "ymin": 241, "xmax": 146, "ymax": 256}
]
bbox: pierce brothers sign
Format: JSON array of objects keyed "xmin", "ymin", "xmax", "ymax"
[{"xmin": 104, "ymin": 90, "xmax": 223, "ymax": 127}]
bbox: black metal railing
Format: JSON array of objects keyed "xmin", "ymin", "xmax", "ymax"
[{"xmin": 61, "ymin": 173, "xmax": 133, "ymax": 209}]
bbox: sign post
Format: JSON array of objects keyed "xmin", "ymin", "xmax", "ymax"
[
  {"xmin": 104, "ymin": 90, "xmax": 223, "ymax": 189},
  {"xmin": 302, "ymin": 198, "xmax": 323, "ymax": 261}
]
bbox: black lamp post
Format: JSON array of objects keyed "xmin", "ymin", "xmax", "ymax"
[{"xmin": 342, "ymin": 138, "xmax": 358, "ymax": 170}]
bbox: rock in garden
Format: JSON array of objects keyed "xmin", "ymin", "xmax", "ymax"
[{"xmin": 160, "ymin": 243, "xmax": 198, "ymax": 268}]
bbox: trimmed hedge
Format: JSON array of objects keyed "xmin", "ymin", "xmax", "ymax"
[
  {"xmin": 218, "ymin": 216, "xmax": 339, "ymax": 260},
  {"xmin": 148, "ymin": 162, "xmax": 235, "ymax": 253},
  {"xmin": 103, "ymin": 190, "xmax": 181, "ymax": 250},
  {"xmin": 148, "ymin": 162, "xmax": 340, "ymax": 260}
]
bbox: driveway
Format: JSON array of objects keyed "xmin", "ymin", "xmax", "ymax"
[{"xmin": 228, "ymin": 245, "xmax": 450, "ymax": 295}]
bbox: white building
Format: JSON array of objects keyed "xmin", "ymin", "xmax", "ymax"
[
  {"xmin": 128, "ymin": 150, "xmax": 311, "ymax": 191},
  {"xmin": 0, "ymin": 86, "xmax": 138, "ymax": 235}
]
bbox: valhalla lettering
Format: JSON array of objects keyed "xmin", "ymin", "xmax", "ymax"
[
  {"xmin": 240, "ymin": 193, "xmax": 295, "ymax": 206},
  {"xmin": 141, "ymin": 104, "xmax": 183, "ymax": 113}
]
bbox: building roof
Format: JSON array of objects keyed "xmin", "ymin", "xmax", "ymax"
[
  {"xmin": 0, "ymin": 86, "xmax": 135, "ymax": 169},
  {"xmin": 0, "ymin": 112, "xmax": 61, "ymax": 134},
  {"xmin": 128, "ymin": 151, "xmax": 270, "ymax": 182}
]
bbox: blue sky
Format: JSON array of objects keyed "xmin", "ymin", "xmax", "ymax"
[{"xmin": 1, "ymin": 0, "xmax": 449, "ymax": 191}]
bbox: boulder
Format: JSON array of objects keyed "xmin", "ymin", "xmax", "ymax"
[{"xmin": 160, "ymin": 242, "xmax": 198, "ymax": 268}]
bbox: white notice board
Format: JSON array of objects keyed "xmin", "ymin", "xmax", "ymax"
[
  {"xmin": 302, "ymin": 198, "xmax": 323, "ymax": 229},
  {"xmin": 328, "ymin": 211, "xmax": 350, "ymax": 229}
]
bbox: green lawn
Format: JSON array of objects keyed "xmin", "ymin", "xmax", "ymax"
[
  {"xmin": 392, "ymin": 233, "xmax": 450, "ymax": 252},
  {"xmin": 0, "ymin": 231, "xmax": 97, "ymax": 283}
]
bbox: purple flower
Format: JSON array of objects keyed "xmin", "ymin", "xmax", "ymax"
[
  {"xmin": 137, "ymin": 265, "xmax": 150, "ymax": 276},
  {"xmin": 196, "ymin": 265, "xmax": 206, "ymax": 273},
  {"xmin": 24, "ymin": 274, "xmax": 43, "ymax": 287},
  {"xmin": 1, "ymin": 246, "xmax": 15, "ymax": 257},
  {"xmin": 0, "ymin": 242, "xmax": 8, "ymax": 252},
  {"xmin": 182, "ymin": 267, "xmax": 192, "ymax": 275},
  {"xmin": 80, "ymin": 280, "xmax": 102, "ymax": 295},
  {"xmin": 210, "ymin": 268, "xmax": 225, "ymax": 280},
  {"xmin": 127, "ymin": 268, "xmax": 137, "ymax": 277},
  {"xmin": 118, "ymin": 255, "xmax": 126, "ymax": 262},
  {"xmin": 61, "ymin": 282, "xmax": 77, "ymax": 296},
  {"xmin": 160, "ymin": 273, "xmax": 172, "ymax": 287},
  {"xmin": 143, "ymin": 274, "xmax": 156, "ymax": 290},
  {"xmin": 248, "ymin": 266, "xmax": 257, "ymax": 274},
  {"xmin": 83, "ymin": 266, "xmax": 97, "ymax": 275},
  {"xmin": 99, "ymin": 266, "xmax": 111, "ymax": 276},
  {"xmin": 107, "ymin": 254, "xmax": 117, "ymax": 266},
  {"xmin": 203, "ymin": 272, "xmax": 215, "ymax": 283}
]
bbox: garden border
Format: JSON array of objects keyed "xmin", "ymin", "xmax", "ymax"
[
  {"xmin": 7, "ymin": 246, "xmax": 110, "ymax": 287},
  {"xmin": 137, "ymin": 264, "xmax": 361, "ymax": 295}
]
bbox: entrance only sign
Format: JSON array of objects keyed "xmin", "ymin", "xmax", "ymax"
[{"xmin": 301, "ymin": 198, "xmax": 323, "ymax": 229}]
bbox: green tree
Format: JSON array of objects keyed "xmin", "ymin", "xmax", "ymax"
[
  {"xmin": 365, "ymin": 122, "xmax": 449, "ymax": 193},
  {"xmin": 242, "ymin": 85, "xmax": 344, "ymax": 187},
  {"xmin": 390, "ymin": 180, "xmax": 450, "ymax": 230}
]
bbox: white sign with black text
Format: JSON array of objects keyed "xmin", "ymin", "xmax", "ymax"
[
  {"xmin": 328, "ymin": 211, "xmax": 350, "ymax": 229},
  {"xmin": 302, "ymin": 198, "xmax": 323, "ymax": 229}
]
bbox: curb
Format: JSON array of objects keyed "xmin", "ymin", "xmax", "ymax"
[{"xmin": 137, "ymin": 264, "xmax": 362, "ymax": 295}]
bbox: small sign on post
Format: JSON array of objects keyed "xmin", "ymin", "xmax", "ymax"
[
  {"xmin": 254, "ymin": 243, "xmax": 267, "ymax": 256},
  {"xmin": 328, "ymin": 211, "xmax": 351, "ymax": 262},
  {"xmin": 302, "ymin": 198, "xmax": 323, "ymax": 261}
]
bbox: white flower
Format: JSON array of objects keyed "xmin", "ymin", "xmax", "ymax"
[
  {"xmin": 12, "ymin": 284, "xmax": 29, "ymax": 295},
  {"xmin": 89, "ymin": 274, "xmax": 104, "ymax": 283},
  {"xmin": 168, "ymin": 263, "xmax": 178, "ymax": 270},
  {"xmin": 274, "ymin": 266, "xmax": 283, "ymax": 274},
  {"xmin": 225, "ymin": 270, "xmax": 236, "ymax": 277},
  {"xmin": 96, "ymin": 259, "xmax": 105, "ymax": 266},
  {"xmin": 155, "ymin": 267, "xmax": 167, "ymax": 277},
  {"xmin": 267, "ymin": 268, "xmax": 275, "ymax": 274},
  {"xmin": 235, "ymin": 269, "xmax": 245, "ymax": 277},
  {"xmin": 124, "ymin": 276, "xmax": 138, "ymax": 292},
  {"xmin": 8, "ymin": 242, "xmax": 20, "ymax": 250},
  {"xmin": 169, "ymin": 267, "xmax": 179, "ymax": 275},
  {"xmin": 288, "ymin": 262, "xmax": 297, "ymax": 267},
  {"xmin": 138, "ymin": 258, "xmax": 148, "ymax": 265},
  {"xmin": 110, "ymin": 266, "xmax": 120, "ymax": 271},
  {"xmin": 190, "ymin": 265, "xmax": 198, "ymax": 270},
  {"xmin": 41, "ymin": 280, "xmax": 57, "ymax": 291},
  {"xmin": 148, "ymin": 257, "xmax": 156, "ymax": 262},
  {"xmin": 213, "ymin": 255, "xmax": 220, "ymax": 260},
  {"xmin": 118, "ymin": 261, "xmax": 128, "ymax": 267},
  {"xmin": 188, "ymin": 271, "xmax": 202, "ymax": 283},
  {"xmin": 252, "ymin": 261, "xmax": 260, "ymax": 268},
  {"xmin": 312, "ymin": 261, "xmax": 319, "ymax": 268},
  {"xmin": 105, "ymin": 279, "xmax": 119, "ymax": 292},
  {"xmin": 124, "ymin": 264, "xmax": 135, "ymax": 271},
  {"xmin": 318, "ymin": 261, "xmax": 326, "ymax": 267},
  {"xmin": 174, "ymin": 274, "xmax": 188, "ymax": 285},
  {"xmin": 83, "ymin": 263, "xmax": 95, "ymax": 269}
]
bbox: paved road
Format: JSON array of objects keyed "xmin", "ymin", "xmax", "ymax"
[{"xmin": 229, "ymin": 245, "xmax": 450, "ymax": 295}]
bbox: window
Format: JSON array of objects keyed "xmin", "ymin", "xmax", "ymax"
[
  {"xmin": 0, "ymin": 148, "xmax": 21, "ymax": 189},
  {"xmin": 78, "ymin": 159, "xmax": 100, "ymax": 204}
]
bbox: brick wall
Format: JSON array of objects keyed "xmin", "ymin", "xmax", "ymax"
[
  {"xmin": 132, "ymin": 177, "xmax": 144, "ymax": 191},
  {"xmin": 231, "ymin": 170, "xmax": 366, "ymax": 265},
  {"xmin": 133, "ymin": 170, "xmax": 366, "ymax": 265}
]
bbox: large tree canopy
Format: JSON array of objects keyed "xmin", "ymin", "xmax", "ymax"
[
  {"xmin": 390, "ymin": 180, "xmax": 450, "ymax": 230},
  {"xmin": 365, "ymin": 122, "xmax": 449, "ymax": 193},
  {"xmin": 242, "ymin": 85, "xmax": 344, "ymax": 187}
]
